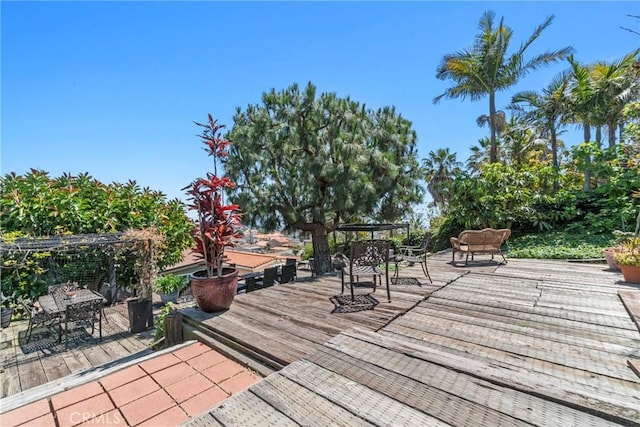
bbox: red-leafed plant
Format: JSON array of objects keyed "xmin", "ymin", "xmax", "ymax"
[{"xmin": 183, "ymin": 114, "xmax": 242, "ymax": 278}]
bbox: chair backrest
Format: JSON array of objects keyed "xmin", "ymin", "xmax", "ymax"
[
  {"xmin": 418, "ymin": 232, "xmax": 433, "ymax": 252},
  {"xmin": 285, "ymin": 258, "xmax": 297, "ymax": 266},
  {"xmin": 261, "ymin": 266, "xmax": 280, "ymax": 288},
  {"xmin": 66, "ymin": 299, "xmax": 102, "ymax": 323},
  {"xmin": 49, "ymin": 282, "xmax": 77, "ymax": 297},
  {"xmin": 22, "ymin": 300, "xmax": 37, "ymax": 319},
  {"xmin": 497, "ymin": 228, "xmax": 511, "ymax": 242},
  {"xmin": 458, "ymin": 228, "xmax": 510, "ymax": 250},
  {"xmin": 279, "ymin": 263, "xmax": 296, "ymax": 284},
  {"xmin": 349, "ymin": 240, "xmax": 390, "ymax": 269}
]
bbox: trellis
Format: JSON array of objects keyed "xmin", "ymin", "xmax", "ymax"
[{"xmin": 0, "ymin": 233, "xmax": 138, "ymax": 304}]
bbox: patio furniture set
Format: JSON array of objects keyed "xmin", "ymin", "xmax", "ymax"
[
  {"xmin": 23, "ymin": 283, "xmax": 105, "ymax": 345},
  {"xmin": 238, "ymin": 258, "xmax": 298, "ymax": 294},
  {"xmin": 339, "ymin": 227, "xmax": 511, "ymax": 303}
]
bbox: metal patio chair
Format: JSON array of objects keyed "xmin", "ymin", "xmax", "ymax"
[
  {"xmin": 22, "ymin": 300, "xmax": 61, "ymax": 343},
  {"xmin": 393, "ymin": 232, "xmax": 433, "ymax": 283},
  {"xmin": 61, "ymin": 298, "xmax": 103, "ymax": 343},
  {"xmin": 341, "ymin": 239, "xmax": 391, "ymax": 302}
]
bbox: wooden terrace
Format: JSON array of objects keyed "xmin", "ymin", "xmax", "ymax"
[
  {"xmin": 184, "ymin": 252, "xmax": 640, "ymax": 426},
  {"xmin": 2, "ymin": 251, "xmax": 640, "ymax": 426}
]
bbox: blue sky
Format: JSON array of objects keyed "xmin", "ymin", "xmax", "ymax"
[{"xmin": 2, "ymin": 1, "xmax": 639, "ymax": 206}]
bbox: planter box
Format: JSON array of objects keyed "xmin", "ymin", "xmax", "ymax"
[
  {"xmin": 1, "ymin": 308, "xmax": 13, "ymax": 328},
  {"xmin": 127, "ymin": 298, "xmax": 154, "ymax": 333},
  {"xmin": 159, "ymin": 290, "xmax": 179, "ymax": 305}
]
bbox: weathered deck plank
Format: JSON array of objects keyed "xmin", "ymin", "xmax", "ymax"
[
  {"xmin": 278, "ymin": 360, "xmax": 450, "ymax": 426},
  {"xmin": 308, "ymin": 336, "xmax": 621, "ymax": 427},
  {"xmin": 182, "ymin": 263, "xmax": 456, "ymax": 369},
  {"xmin": 349, "ymin": 328, "xmax": 639, "ymax": 424},
  {"xmin": 207, "ymin": 391, "xmax": 300, "ymax": 426},
  {"xmin": 251, "ymin": 374, "xmax": 376, "ymax": 427},
  {"xmin": 411, "ymin": 305, "xmax": 637, "ymax": 355}
]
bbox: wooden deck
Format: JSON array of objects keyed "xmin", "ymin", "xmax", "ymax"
[
  {"xmin": 185, "ymin": 254, "xmax": 640, "ymax": 426},
  {"xmin": 4, "ymin": 252, "xmax": 639, "ymax": 425},
  {"xmin": 180, "ymin": 255, "xmax": 491, "ymax": 375},
  {"xmin": 0, "ymin": 299, "xmax": 157, "ymax": 398}
]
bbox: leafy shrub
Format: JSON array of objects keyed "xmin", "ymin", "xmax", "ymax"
[
  {"xmin": 153, "ymin": 302, "xmax": 176, "ymax": 343},
  {"xmin": 507, "ymin": 231, "xmax": 617, "ymax": 259},
  {"xmin": 155, "ymin": 274, "xmax": 187, "ymax": 294}
]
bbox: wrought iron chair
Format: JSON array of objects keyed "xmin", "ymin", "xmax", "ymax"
[
  {"xmin": 61, "ymin": 298, "xmax": 103, "ymax": 343},
  {"xmin": 279, "ymin": 263, "xmax": 296, "ymax": 284},
  {"xmin": 341, "ymin": 239, "xmax": 391, "ymax": 302},
  {"xmin": 21, "ymin": 300, "xmax": 61, "ymax": 343},
  {"xmin": 393, "ymin": 232, "xmax": 433, "ymax": 283}
]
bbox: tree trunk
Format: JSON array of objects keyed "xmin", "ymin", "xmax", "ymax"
[
  {"xmin": 309, "ymin": 223, "xmax": 332, "ymax": 275},
  {"xmin": 489, "ymin": 93, "xmax": 498, "ymax": 163},
  {"xmin": 583, "ymin": 122, "xmax": 592, "ymax": 191},
  {"xmin": 608, "ymin": 120, "xmax": 616, "ymax": 148},
  {"xmin": 550, "ymin": 128, "xmax": 559, "ymax": 191},
  {"xmin": 583, "ymin": 121, "xmax": 591, "ymax": 143}
]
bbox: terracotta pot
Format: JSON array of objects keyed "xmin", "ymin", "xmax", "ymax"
[
  {"xmin": 619, "ymin": 263, "xmax": 640, "ymax": 284},
  {"xmin": 189, "ymin": 268, "xmax": 238, "ymax": 313},
  {"xmin": 603, "ymin": 248, "xmax": 620, "ymax": 271}
]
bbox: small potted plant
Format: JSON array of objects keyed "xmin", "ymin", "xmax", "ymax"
[
  {"xmin": 0, "ymin": 292, "xmax": 16, "ymax": 329},
  {"xmin": 155, "ymin": 274, "xmax": 186, "ymax": 304},
  {"xmin": 603, "ymin": 230, "xmax": 633, "ymax": 271},
  {"xmin": 615, "ymin": 237, "xmax": 640, "ymax": 284},
  {"xmin": 183, "ymin": 114, "xmax": 242, "ymax": 313}
]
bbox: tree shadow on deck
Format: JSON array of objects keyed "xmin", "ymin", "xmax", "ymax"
[
  {"xmin": 16, "ymin": 324, "xmax": 143, "ymax": 356},
  {"xmin": 448, "ymin": 259, "xmax": 506, "ymax": 267},
  {"xmin": 391, "ymin": 277, "xmax": 421, "ymax": 286}
]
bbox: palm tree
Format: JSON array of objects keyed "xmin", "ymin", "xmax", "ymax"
[
  {"xmin": 510, "ymin": 73, "xmax": 571, "ymax": 171},
  {"xmin": 500, "ymin": 117, "xmax": 548, "ymax": 168},
  {"xmin": 566, "ymin": 55, "xmax": 597, "ymax": 147},
  {"xmin": 565, "ymin": 56, "xmax": 598, "ymax": 190},
  {"xmin": 565, "ymin": 52, "xmax": 639, "ymax": 189},
  {"xmin": 422, "ymin": 148, "xmax": 462, "ymax": 211},
  {"xmin": 434, "ymin": 10, "xmax": 573, "ymax": 163},
  {"xmin": 590, "ymin": 49, "xmax": 640, "ymax": 147}
]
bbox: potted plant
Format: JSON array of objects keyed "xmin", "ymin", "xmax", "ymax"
[
  {"xmin": 155, "ymin": 274, "xmax": 186, "ymax": 304},
  {"xmin": 183, "ymin": 114, "xmax": 242, "ymax": 313},
  {"xmin": 615, "ymin": 237, "xmax": 640, "ymax": 284},
  {"xmin": 123, "ymin": 227, "xmax": 166, "ymax": 333},
  {"xmin": 1, "ymin": 292, "xmax": 16, "ymax": 329},
  {"xmin": 603, "ymin": 231, "xmax": 633, "ymax": 271}
]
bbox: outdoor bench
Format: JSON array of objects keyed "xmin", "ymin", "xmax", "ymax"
[{"xmin": 450, "ymin": 228, "xmax": 511, "ymax": 265}]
